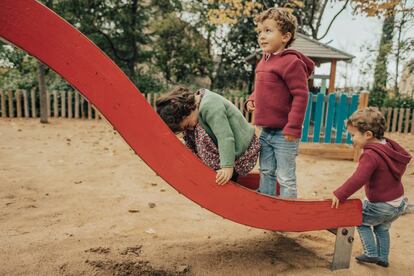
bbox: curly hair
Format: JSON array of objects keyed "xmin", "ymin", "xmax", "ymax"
[
  {"xmin": 156, "ymin": 86, "xmax": 197, "ymax": 133},
  {"xmin": 255, "ymin": 7, "xmax": 298, "ymax": 48},
  {"xmin": 347, "ymin": 107, "xmax": 386, "ymax": 139}
]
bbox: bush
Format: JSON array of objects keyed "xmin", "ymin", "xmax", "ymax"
[
  {"xmin": 382, "ymin": 95, "xmax": 414, "ymax": 109},
  {"xmin": 369, "ymin": 89, "xmax": 414, "ymax": 109}
]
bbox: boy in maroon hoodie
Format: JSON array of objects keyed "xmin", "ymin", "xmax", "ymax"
[
  {"xmin": 332, "ymin": 107, "xmax": 411, "ymax": 267},
  {"xmin": 246, "ymin": 8, "xmax": 314, "ymax": 198}
]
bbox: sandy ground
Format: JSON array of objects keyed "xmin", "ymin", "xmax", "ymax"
[{"xmin": 0, "ymin": 118, "xmax": 413, "ymax": 276}]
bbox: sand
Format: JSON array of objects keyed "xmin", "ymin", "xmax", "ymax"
[{"xmin": 0, "ymin": 118, "xmax": 413, "ymax": 275}]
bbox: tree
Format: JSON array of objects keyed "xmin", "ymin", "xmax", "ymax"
[
  {"xmin": 207, "ymin": 0, "xmax": 351, "ymax": 40},
  {"xmin": 52, "ymin": 0, "xmax": 161, "ymax": 91},
  {"xmin": 352, "ymin": 0, "xmax": 412, "ymax": 106},
  {"xmin": 152, "ymin": 13, "xmax": 212, "ymax": 84},
  {"xmin": 372, "ymin": 7, "xmax": 396, "ymax": 101},
  {"xmin": 351, "ymin": 0, "xmax": 401, "ymax": 16},
  {"xmin": 392, "ymin": 0, "xmax": 414, "ymax": 94},
  {"xmin": 198, "ymin": 0, "xmax": 354, "ymax": 92},
  {"xmin": 0, "ymin": 43, "xmax": 38, "ymax": 90},
  {"xmin": 179, "ymin": 0, "xmax": 227, "ymax": 89}
]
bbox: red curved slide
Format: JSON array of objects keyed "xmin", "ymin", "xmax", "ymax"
[{"xmin": 0, "ymin": 0, "xmax": 362, "ymax": 232}]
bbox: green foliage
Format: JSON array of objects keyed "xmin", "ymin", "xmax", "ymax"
[
  {"xmin": 369, "ymin": 89, "xmax": 414, "ymax": 109},
  {"xmin": 382, "ymin": 95, "xmax": 414, "ymax": 108},
  {"xmin": 0, "ymin": 43, "xmax": 38, "ymax": 90},
  {"xmin": 0, "ymin": 42, "xmax": 73, "ymax": 91},
  {"xmin": 368, "ymin": 89, "xmax": 388, "ymax": 107},
  {"xmin": 212, "ymin": 15, "xmax": 256, "ymax": 90},
  {"xmin": 0, "ymin": 0, "xmax": 411, "ymax": 103},
  {"xmin": 52, "ymin": 0, "xmax": 152, "ymax": 79},
  {"xmin": 152, "ymin": 13, "xmax": 212, "ymax": 84},
  {"xmin": 372, "ymin": 10, "xmax": 395, "ymax": 93}
]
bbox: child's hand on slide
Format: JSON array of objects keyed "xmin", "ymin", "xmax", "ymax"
[
  {"xmin": 216, "ymin": 167, "xmax": 234, "ymax": 185},
  {"xmin": 331, "ymin": 194, "xmax": 340, "ymax": 208},
  {"xmin": 284, "ymin": 134, "xmax": 298, "ymax": 142},
  {"xmin": 246, "ymin": 101, "xmax": 255, "ymax": 112}
]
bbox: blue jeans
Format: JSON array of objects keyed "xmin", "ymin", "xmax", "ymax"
[
  {"xmin": 357, "ymin": 198, "xmax": 407, "ymax": 263},
  {"xmin": 258, "ymin": 128, "xmax": 299, "ymax": 198}
]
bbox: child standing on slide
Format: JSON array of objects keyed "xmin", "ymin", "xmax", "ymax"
[{"xmin": 246, "ymin": 8, "xmax": 314, "ymax": 197}]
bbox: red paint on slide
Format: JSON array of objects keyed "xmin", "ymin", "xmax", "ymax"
[{"xmin": 0, "ymin": 0, "xmax": 362, "ymax": 231}]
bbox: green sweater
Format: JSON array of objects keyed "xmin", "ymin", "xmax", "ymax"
[{"xmin": 198, "ymin": 90, "xmax": 255, "ymax": 168}]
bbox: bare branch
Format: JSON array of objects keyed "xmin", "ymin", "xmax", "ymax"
[
  {"xmin": 315, "ymin": 0, "xmax": 329, "ymax": 35},
  {"xmin": 317, "ymin": 0, "xmax": 350, "ymax": 40}
]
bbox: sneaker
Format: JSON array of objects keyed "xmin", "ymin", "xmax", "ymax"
[
  {"xmin": 376, "ymin": 260, "xmax": 389, "ymax": 267},
  {"xmin": 355, "ymin": 254, "xmax": 379, "ymax": 264}
]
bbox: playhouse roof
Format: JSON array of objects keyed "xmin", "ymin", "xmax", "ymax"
[{"xmin": 246, "ymin": 33, "xmax": 355, "ymax": 65}]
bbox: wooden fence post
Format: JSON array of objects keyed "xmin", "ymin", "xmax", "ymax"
[
  {"xmin": 386, "ymin": 108, "xmax": 392, "ymax": 132},
  {"xmin": 53, "ymin": 91, "xmax": 58, "ymax": 118},
  {"xmin": 81, "ymin": 96, "xmax": 85, "ymax": 119},
  {"xmin": 392, "ymin": 108, "xmax": 398, "ymax": 132},
  {"xmin": 93, "ymin": 106, "xmax": 100, "ymax": 120},
  {"xmin": 23, "ymin": 90, "xmax": 30, "ymax": 118},
  {"xmin": 8, "ymin": 90, "xmax": 14, "ymax": 118},
  {"xmin": 153, "ymin": 93, "xmax": 158, "ymax": 109},
  {"xmin": 404, "ymin": 108, "xmax": 410, "ymax": 134},
  {"xmin": 398, "ymin": 108, "xmax": 404, "ymax": 133},
  {"xmin": 411, "ymin": 109, "xmax": 414, "ymax": 135},
  {"xmin": 357, "ymin": 91, "xmax": 369, "ymax": 110},
  {"xmin": 31, "ymin": 89, "xmax": 37, "ymax": 118},
  {"xmin": 75, "ymin": 91, "xmax": 80, "ymax": 119},
  {"xmin": 68, "ymin": 91, "xmax": 73, "ymax": 118},
  {"xmin": 61, "ymin": 91, "xmax": 66, "ymax": 118},
  {"xmin": 1, "ymin": 90, "xmax": 6, "ymax": 118},
  {"xmin": 87, "ymin": 100, "xmax": 92, "ymax": 120},
  {"xmin": 16, "ymin": 90, "xmax": 22, "ymax": 117},
  {"xmin": 46, "ymin": 91, "xmax": 51, "ymax": 117},
  {"xmin": 146, "ymin": 93, "xmax": 151, "ymax": 106}
]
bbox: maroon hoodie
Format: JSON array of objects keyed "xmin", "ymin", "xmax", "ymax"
[
  {"xmin": 334, "ymin": 138, "xmax": 412, "ymax": 202},
  {"xmin": 248, "ymin": 49, "xmax": 314, "ymax": 138}
]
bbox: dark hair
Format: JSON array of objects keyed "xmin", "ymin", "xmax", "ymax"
[
  {"xmin": 156, "ymin": 86, "xmax": 197, "ymax": 133},
  {"xmin": 347, "ymin": 107, "xmax": 386, "ymax": 139},
  {"xmin": 255, "ymin": 8, "xmax": 297, "ymax": 48}
]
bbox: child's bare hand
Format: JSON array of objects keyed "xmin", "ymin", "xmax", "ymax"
[
  {"xmin": 284, "ymin": 135, "xmax": 298, "ymax": 142},
  {"xmin": 246, "ymin": 101, "xmax": 255, "ymax": 112},
  {"xmin": 331, "ymin": 194, "xmax": 340, "ymax": 208},
  {"xmin": 216, "ymin": 167, "xmax": 234, "ymax": 185}
]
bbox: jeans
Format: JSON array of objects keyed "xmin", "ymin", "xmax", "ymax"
[
  {"xmin": 258, "ymin": 128, "xmax": 299, "ymax": 198},
  {"xmin": 357, "ymin": 198, "xmax": 407, "ymax": 263}
]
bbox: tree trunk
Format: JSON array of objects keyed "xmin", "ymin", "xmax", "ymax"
[
  {"xmin": 128, "ymin": 0, "xmax": 138, "ymax": 80},
  {"xmin": 394, "ymin": 22, "xmax": 402, "ymax": 96},
  {"xmin": 394, "ymin": 0, "xmax": 409, "ymax": 96},
  {"xmin": 371, "ymin": 9, "xmax": 395, "ymax": 106},
  {"xmin": 37, "ymin": 61, "xmax": 48, "ymax": 124}
]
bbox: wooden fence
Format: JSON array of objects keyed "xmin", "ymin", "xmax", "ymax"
[
  {"xmin": 1, "ymin": 90, "xmax": 413, "ymax": 137},
  {"xmin": 380, "ymin": 107, "xmax": 414, "ymax": 134},
  {"xmin": 0, "ymin": 89, "xmax": 101, "ymax": 119},
  {"xmin": 0, "ymin": 89, "xmax": 252, "ymax": 122}
]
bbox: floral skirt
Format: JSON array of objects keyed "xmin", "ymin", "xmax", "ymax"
[{"xmin": 183, "ymin": 124, "xmax": 260, "ymax": 176}]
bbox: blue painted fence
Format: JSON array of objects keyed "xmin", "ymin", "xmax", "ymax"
[{"xmin": 301, "ymin": 92, "xmax": 359, "ymax": 145}]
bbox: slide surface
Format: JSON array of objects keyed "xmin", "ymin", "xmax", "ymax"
[{"xmin": 0, "ymin": 0, "xmax": 362, "ymax": 232}]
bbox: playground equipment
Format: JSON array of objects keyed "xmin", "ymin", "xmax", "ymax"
[{"xmin": 0, "ymin": 0, "xmax": 362, "ymax": 270}]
